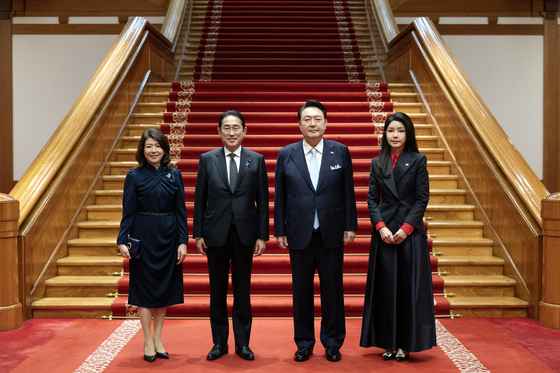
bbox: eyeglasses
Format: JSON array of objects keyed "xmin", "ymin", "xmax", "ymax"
[{"xmin": 221, "ymin": 126, "xmax": 243, "ymax": 133}]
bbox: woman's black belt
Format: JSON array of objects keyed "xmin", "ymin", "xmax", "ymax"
[{"xmin": 136, "ymin": 212, "xmax": 174, "ymax": 216}]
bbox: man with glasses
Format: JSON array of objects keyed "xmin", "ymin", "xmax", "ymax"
[{"xmin": 193, "ymin": 110, "xmax": 269, "ymax": 361}]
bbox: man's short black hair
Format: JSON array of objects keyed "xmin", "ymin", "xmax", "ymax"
[
  {"xmin": 297, "ymin": 100, "xmax": 327, "ymax": 121},
  {"xmin": 219, "ymin": 110, "xmax": 246, "ymax": 128}
]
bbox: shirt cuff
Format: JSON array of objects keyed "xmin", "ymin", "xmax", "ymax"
[
  {"xmin": 401, "ymin": 222, "xmax": 415, "ymax": 235},
  {"xmin": 375, "ymin": 221, "xmax": 386, "ymax": 231}
]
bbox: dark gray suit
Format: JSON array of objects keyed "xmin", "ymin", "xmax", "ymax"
[{"xmin": 193, "ymin": 147, "xmax": 269, "ymax": 347}]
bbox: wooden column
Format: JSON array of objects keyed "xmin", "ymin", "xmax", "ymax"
[
  {"xmin": 540, "ymin": 193, "xmax": 560, "ymax": 329},
  {"xmin": 543, "ymin": 1, "xmax": 560, "ymax": 192},
  {"xmin": 0, "ymin": 194, "xmax": 22, "ymax": 332},
  {"xmin": 0, "ymin": 9, "xmax": 13, "ymax": 193}
]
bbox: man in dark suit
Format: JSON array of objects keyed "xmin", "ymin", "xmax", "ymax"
[
  {"xmin": 274, "ymin": 100, "xmax": 358, "ymax": 362},
  {"xmin": 193, "ymin": 110, "xmax": 269, "ymax": 361}
]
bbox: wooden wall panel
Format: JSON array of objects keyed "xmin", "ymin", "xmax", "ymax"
[
  {"xmin": 17, "ymin": 0, "xmax": 166, "ymax": 17},
  {"xmin": 0, "ymin": 18, "xmax": 13, "ymax": 193},
  {"xmin": 0, "ymin": 195, "xmax": 22, "ymax": 331},
  {"xmin": 543, "ymin": 19, "xmax": 559, "ymax": 192},
  {"xmin": 387, "ymin": 32, "xmax": 541, "ymax": 316}
]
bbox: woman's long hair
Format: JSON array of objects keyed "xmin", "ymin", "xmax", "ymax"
[
  {"xmin": 376, "ymin": 112, "xmax": 419, "ymax": 178},
  {"xmin": 136, "ymin": 129, "xmax": 171, "ymax": 171}
]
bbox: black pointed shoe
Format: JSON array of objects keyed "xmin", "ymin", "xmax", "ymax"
[
  {"xmin": 382, "ymin": 350, "xmax": 396, "ymax": 361},
  {"xmin": 325, "ymin": 346, "xmax": 341, "ymax": 362},
  {"xmin": 144, "ymin": 346, "xmax": 156, "ymax": 363},
  {"xmin": 294, "ymin": 347, "xmax": 313, "ymax": 362},
  {"xmin": 235, "ymin": 345, "xmax": 255, "ymax": 360},
  {"xmin": 207, "ymin": 344, "xmax": 228, "ymax": 360},
  {"xmin": 396, "ymin": 351, "xmax": 410, "ymax": 362},
  {"xmin": 155, "ymin": 351, "xmax": 169, "ymax": 359}
]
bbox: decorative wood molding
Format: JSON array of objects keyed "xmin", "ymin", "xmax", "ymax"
[
  {"xmin": 0, "ymin": 194, "xmax": 22, "ymax": 332},
  {"xmin": 540, "ymin": 192, "xmax": 560, "ymax": 329},
  {"xmin": 13, "ymin": 24, "xmax": 128, "ymax": 34},
  {"xmin": 0, "ymin": 18, "xmax": 13, "ymax": 194},
  {"xmin": 430, "ymin": 24, "xmax": 542, "ymax": 35},
  {"xmin": 543, "ymin": 18, "xmax": 559, "ymax": 192}
]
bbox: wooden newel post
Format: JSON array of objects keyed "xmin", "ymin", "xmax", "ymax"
[
  {"xmin": 0, "ymin": 194, "xmax": 22, "ymax": 332},
  {"xmin": 540, "ymin": 193, "xmax": 560, "ymax": 329}
]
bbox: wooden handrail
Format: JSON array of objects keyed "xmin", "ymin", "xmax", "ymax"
[
  {"xmin": 161, "ymin": 0, "xmax": 188, "ymax": 51},
  {"xmin": 371, "ymin": 0, "xmax": 399, "ymax": 49},
  {"xmin": 411, "ymin": 18, "xmax": 548, "ymax": 226}
]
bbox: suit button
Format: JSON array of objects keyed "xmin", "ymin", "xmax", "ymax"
[{"xmin": 312, "ymin": 210, "xmax": 315, "ymax": 213}]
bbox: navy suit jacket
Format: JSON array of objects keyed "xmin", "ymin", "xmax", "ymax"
[
  {"xmin": 274, "ymin": 139, "xmax": 358, "ymax": 250},
  {"xmin": 367, "ymin": 150, "xmax": 429, "ymax": 236},
  {"xmin": 193, "ymin": 147, "xmax": 269, "ymax": 247}
]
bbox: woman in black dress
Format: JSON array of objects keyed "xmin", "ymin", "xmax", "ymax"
[
  {"xmin": 360, "ymin": 112, "xmax": 436, "ymax": 362},
  {"xmin": 117, "ymin": 129, "xmax": 189, "ymax": 362}
]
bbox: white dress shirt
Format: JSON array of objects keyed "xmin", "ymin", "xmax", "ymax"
[
  {"xmin": 224, "ymin": 146, "xmax": 242, "ymax": 181},
  {"xmin": 302, "ymin": 138, "xmax": 323, "ymax": 171}
]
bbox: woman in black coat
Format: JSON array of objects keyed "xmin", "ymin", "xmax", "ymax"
[{"xmin": 360, "ymin": 112, "xmax": 436, "ymax": 362}]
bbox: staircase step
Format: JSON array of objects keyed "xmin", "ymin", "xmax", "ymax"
[
  {"xmin": 436, "ymin": 256, "xmax": 504, "ymax": 276},
  {"xmin": 442, "ymin": 275, "xmax": 516, "ymax": 297},
  {"xmin": 45, "ymin": 276, "xmax": 118, "ymax": 297},
  {"xmin": 57, "ymin": 256, "xmax": 124, "ymax": 276},
  {"xmin": 448, "ymin": 297, "xmax": 529, "ymax": 317},
  {"xmin": 431, "ymin": 238, "xmax": 494, "ymax": 256},
  {"xmin": 32, "ymin": 297, "xmax": 114, "ymax": 318}
]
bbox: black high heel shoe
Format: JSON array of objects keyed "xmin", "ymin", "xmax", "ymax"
[
  {"xmin": 156, "ymin": 351, "xmax": 170, "ymax": 359},
  {"xmin": 144, "ymin": 346, "xmax": 156, "ymax": 363},
  {"xmin": 153, "ymin": 339, "xmax": 169, "ymax": 359},
  {"xmin": 382, "ymin": 351, "xmax": 396, "ymax": 360},
  {"xmin": 396, "ymin": 351, "xmax": 409, "ymax": 362}
]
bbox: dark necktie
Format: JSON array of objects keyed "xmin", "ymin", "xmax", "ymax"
[{"xmin": 229, "ymin": 153, "xmax": 238, "ymax": 191}]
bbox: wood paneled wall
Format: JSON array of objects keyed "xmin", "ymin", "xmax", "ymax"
[
  {"xmin": 0, "ymin": 194, "xmax": 21, "ymax": 331},
  {"xmin": 386, "ymin": 29, "xmax": 544, "ymax": 317},
  {"xmin": 0, "ymin": 17, "xmax": 13, "ymax": 193},
  {"xmin": 543, "ymin": 17, "xmax": 560, "ymax": 192}
]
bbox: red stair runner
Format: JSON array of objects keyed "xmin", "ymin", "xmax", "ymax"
[{"xmin": 112, "ymin": 0, "xmax": 449, "ymax": 318}]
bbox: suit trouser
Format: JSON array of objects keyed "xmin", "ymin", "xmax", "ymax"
[
  {"xmin": 206, "ymin": 223, "xmax": 254, "ymax": 347},
  {"xmin": 289, "ymin": 230, "xmax": 346, "ymax": 349}
]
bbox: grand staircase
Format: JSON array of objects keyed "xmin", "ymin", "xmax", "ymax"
[{"xmin": 32, "ymin": 0, "xmax": 528, "ymax": 319}]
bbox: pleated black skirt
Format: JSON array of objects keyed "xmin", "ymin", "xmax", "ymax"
[{"xmin": 360, "ymin": 220, "xmax": 437, "ymax": 352}]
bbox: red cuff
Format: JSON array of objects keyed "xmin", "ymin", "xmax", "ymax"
[
  {"xmin": 401, "ymin": 222, "xmax": 415, "ymax": 235},
  {"xmin": 375, "ymin": 221, "xmax": 386, "ymax": 231}
]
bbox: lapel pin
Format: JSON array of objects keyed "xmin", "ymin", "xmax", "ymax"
[
  {"xmin": 166, "ymin": 173, "xmax": 171, "ymax": 178},
  {"xmin": 331, "ymin": 151, "xmax": 334, "ymax": 154},
  {"xmin": 405, "ymin": 163, "xmax": 409, "ymax": 166}
]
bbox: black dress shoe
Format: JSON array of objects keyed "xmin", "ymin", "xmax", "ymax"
[
  {"xmin": 207, "ymin": 344, "xmax": 228, "ymax": 360},
  {"xmin": 325, "ymin": 346, "xmax": 341, "ymax": 362},
  {"xmin": 294, "ymin": 347, "xmax": 313, "ymax": 362},
  {"xmin": 396, "ymin": 352, "xmax": 410, "ymax": 362},
  {"xmin": 382, "ymin": 351, "xmax": 396, "ymax": 361},
  {"xmin": 156, "ymin": 351, "xmax": 169, "ymax": 359},
  {"xmin": 235, "ymin": 345, "xmax": 255, "ymax": 360}
]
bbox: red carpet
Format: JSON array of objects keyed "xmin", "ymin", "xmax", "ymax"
[
  {"xmin": 2, "ymin": 318, "xmax": 559, "ymax": 372},
  {"xmin": 110, "ymin": 0, "xmax": 449, "ymax": 318}
]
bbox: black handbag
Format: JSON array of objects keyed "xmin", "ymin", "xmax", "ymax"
[{"xmin": 127, "ymin": 237, "xmax": 142, "ymax": 259}]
